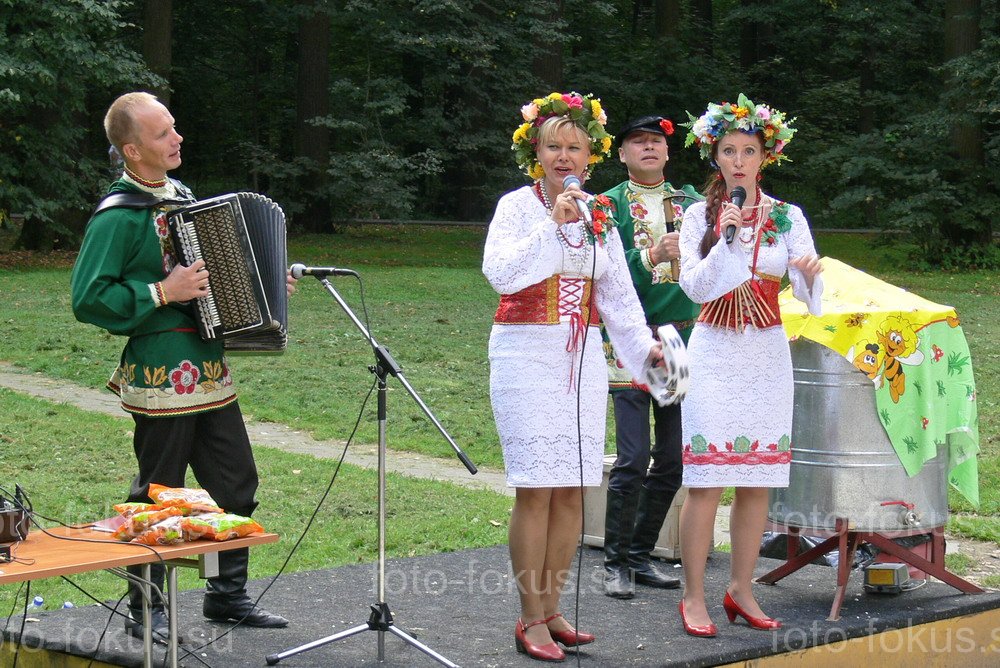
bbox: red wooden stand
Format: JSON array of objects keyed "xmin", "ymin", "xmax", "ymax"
[{"xmin": 756, "ymin": 518, "xmax": 983, "ymax": 621}]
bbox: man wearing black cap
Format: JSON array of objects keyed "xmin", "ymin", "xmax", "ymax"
[{"xmin": 600, "ymin": 115, "xmax": 702, "ymax": 599}]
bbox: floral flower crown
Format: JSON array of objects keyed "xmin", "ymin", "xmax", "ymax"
[
  {"xmin": 681, "ymin": 93, "xmax": 796, "ymax": 168},
  {"xmin": 512, "ymin": 92, "xmax": 613, "ymax": 180}
]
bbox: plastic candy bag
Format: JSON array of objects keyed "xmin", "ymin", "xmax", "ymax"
[
  {"xmin": 113, "ymin": 502, "xmax": 162, "ymax": 518},
  {"xmin": 182, "ymin": 513, "xmax": 264, "ymax": 541},
  {"xmin": 131, "ymin": 516, "xmax": 189, "ymax": 546},
  {"xmin": 147, "ymin": 483, "xmax": 223, "ymax": 514},
  {"xmin": 112, "ymin": 506, "xmax": 185, "ymax": 541}
]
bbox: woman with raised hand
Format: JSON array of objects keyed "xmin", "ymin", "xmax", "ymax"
[{"xmin": 675, "ymin": 95, "xmax": 823, "ymax": 637}]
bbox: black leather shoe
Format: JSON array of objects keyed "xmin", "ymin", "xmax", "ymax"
[
  {"xmin": 631, "ymin": 559, "xmax": 680, "ymax": 589},
  {"xmin": 203, "ymin": 595, "xmax": 289, "ymax": 628},
  {"xmin": 124, "ymin": 608, "xmax": 184, "ymax": 645},
  {"xmin": 603, "ymin": 564, "xmax": 635, "ymax": 599}
]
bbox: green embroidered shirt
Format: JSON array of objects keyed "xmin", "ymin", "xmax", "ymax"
[
  {"xmin": 71, "ymin": 180, "xmax": 237, "ymax": 416},
  {"xmin": 602, "ymin": 179, "xmax": 703, "ymax": 391}
]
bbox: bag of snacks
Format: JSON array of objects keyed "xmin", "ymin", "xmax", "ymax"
[
  {"xmin": 131, "ymin": 516, "xmax": 189, "ymax": 546},
  {"xmin": 112, "ymin": 506, "xmax": 185, "ymax": 541},
  {"xmin": 147, "ymin": 483, "xmax": 223, "ymax": 514},
  {"xmin": 182, "ymin": 513, "xmax": 264, "ymax": 541},
  {"xmin": 113, "ymin": 502, "xmax": 162, "ymax": 518}
]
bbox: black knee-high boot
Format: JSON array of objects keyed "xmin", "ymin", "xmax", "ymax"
[
  {"xmin": 203, "ymin": 547, "xmax": 288, "ymax": 627},
  {"xmin": 628, "ymin": 486, "xmax": 680, "ymax": 588},
  {"xmin": 603, "ymin": 490, "xmax": 640, "ymax": 599}
]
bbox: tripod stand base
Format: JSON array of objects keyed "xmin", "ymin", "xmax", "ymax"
[{"xmin": 265, "ymin": 602, "xmax": 459, "ymax": 667}]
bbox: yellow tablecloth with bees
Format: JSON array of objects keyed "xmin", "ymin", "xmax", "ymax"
[{"xmin": 779, "ymin": 258, "xmax": 979, "ymax": 507}]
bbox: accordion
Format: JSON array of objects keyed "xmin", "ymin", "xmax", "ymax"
[{"xmin": 167, "ymin": 192, "xmax": 287, "ymax": 353}]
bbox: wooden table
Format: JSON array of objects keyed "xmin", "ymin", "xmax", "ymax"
[{"xmin": 0, "ymin": 526, "xmax": 278, "ymax": 667}]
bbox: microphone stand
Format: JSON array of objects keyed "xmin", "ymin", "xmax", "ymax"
[{"xmin": 266, "ymin": 274, "xmax": 477, "ymax": 667}]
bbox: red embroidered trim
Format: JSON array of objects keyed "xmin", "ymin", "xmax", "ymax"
[
  {"xmin": 683, "ymin": 450, "xmax": 792, "ymax": 466},
  {"xmin": 120, "ymin": 394, "xmax": 238, "ymax": 417}
]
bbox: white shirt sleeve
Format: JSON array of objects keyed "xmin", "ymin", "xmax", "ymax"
[{"xmin": 678, "ymin": 202, "xmax": 753, "ymax": 304}]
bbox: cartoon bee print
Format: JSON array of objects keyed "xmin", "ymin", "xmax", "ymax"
[
  {"xmin": 847, "ymin": 340, "xmax": 883, "ymax": 382},
  {"xmin": 876, "ymin": 315, "xmax": 924, "ymax": 403}
]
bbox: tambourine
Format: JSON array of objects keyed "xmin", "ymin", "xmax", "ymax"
[{"xmin": 644, "ymin": 324, "xmax": 691, "ymax": 407}]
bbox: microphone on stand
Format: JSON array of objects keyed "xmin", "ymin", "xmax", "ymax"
[
  {"xmin": 725, "ymin": 186, "xmax": 747, "ymax": 244},
  {"xmin": 289, "ymin": 263, "xmax": 359, "ymax": 279},
  {"xmin": 561, "ymin": 175, "xmax": 593, "ymax": 224}
]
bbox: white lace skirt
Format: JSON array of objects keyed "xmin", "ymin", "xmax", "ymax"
[
  {"xmin": 489, "ymin": 323, "xmax": 606, "ymax": 487},
  {"xmin": 681, "ymin": 323, "xmax": 794, "ymax": 488}
]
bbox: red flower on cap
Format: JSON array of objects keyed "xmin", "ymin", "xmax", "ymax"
[{"xmin": 659, "ymin": 119, "xmax": 675, "ymax": 136}]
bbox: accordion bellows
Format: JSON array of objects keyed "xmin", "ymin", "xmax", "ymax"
[{"xmin": 168, "ymin": 193, "xmax": 288, "ymax": 353}]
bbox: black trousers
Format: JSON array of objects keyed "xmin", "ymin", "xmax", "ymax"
[
  {"xmin": 607, "ymin": 389, "xmax": 683, "ymax": 498},
  {"xmin": 127, "ymin": 401, "xmax": 258, "ymax": 517}
]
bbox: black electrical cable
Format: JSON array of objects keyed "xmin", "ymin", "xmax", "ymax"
[
  {"xmin": 175, "ymin": 272, "xmax": 377, "ymax": 666},
  {"xmin": 570, "ymin": 235, "xmax": 598, "ymax": 667},
  {"xmin": 1, "ymin": 273, "xmax": 380, "ymax": 668}
]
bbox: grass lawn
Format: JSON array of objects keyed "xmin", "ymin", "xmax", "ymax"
[
  {"xmin": 0, "ymin": 226, "xmax": 997, "ymax": 608},
  {"xmin": 0, "ymin": 388, "xmax": 512, "ymax": 611}
]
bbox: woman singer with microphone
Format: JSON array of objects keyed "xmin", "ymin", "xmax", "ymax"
[
  {"xmin": 675, "ymin": 94, "xmax": 823, "ymax": 638},
  {"xmin": 483, "ymin": 92, "xmax": 662, "ymax": 663}
]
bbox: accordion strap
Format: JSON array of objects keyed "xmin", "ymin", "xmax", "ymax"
[{"xmin": 90, "ymin": 178, "xmax": 193, "ymax": 218}]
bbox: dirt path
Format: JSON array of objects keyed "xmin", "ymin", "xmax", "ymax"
[
  {"xmin": 2, "ymin": 362, "xmax": 996, "ymax": 589},
  {"xmin": 0, "ymin": 362, "xmax": 511, "ymax": 497}
]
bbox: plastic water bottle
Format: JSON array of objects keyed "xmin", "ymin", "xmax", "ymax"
[{"xmin": 28, "ymin": 595, "xmax": 44, "ymax": 610}]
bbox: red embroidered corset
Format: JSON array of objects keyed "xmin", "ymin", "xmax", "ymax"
[
  {"xmin": 697, "ymin": 273, "xmax": 782, "ymax": 331},
  {"xmin": 494, "ymin": 275, "xmax": 600, "ymax": 326}
]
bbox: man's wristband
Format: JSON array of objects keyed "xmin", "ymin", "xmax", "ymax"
[{"xmin": 151, "ymin": 281, "xmax": 168, "ymax": 308}]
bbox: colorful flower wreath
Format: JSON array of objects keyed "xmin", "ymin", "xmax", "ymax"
[
  {"xmin": 512, "ymin": 92, "xmax": 613, "ymax": 180},
  {"xmin": 681, "ymin": 93, "xmax": 796, "ymax": 168}
]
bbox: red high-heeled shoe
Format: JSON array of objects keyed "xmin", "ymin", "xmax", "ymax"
[
  {"xmin": 515, "ymin": 618, "xmax": 566, "ymax": 662},
  {"xmin": 678, "ymin": 599, "xmax": 717, "ymax": 637},
  {"xmin": 544, "ymin": 612, "xmax": 595, "ymax": 647},
  {"xmin": 723, "ymin": 591, "xmax": 782, "ymax": 630}
]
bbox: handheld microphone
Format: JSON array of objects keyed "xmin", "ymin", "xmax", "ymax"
[
  {"xmin": 289, "ymin": 263, "xmax": 359, "ymax": 279},
  {"xmin": 561, "ymin": 175, "xmax": 593, "ymax": 224},
  {"xmin": 725, "ymin": 186, "xmax": 747, "ymax": 244}
]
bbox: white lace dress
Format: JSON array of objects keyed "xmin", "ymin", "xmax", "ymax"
[
  {"xmin": 678, "ymin": 196, "xmax": 823, "ymax": 488},
  {"xmin": 483, "ymin": 185, "xmax": 654, "ymax": 487}
]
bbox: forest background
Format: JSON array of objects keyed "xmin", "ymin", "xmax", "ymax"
[{"xmin": 1, "ymin": 0, "xmax": 998, "ymax": 268}]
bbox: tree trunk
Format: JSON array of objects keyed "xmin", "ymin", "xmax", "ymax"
[
  {"xmin": 143, "ymin": 0, "xmax": 172, "ymax": 104},
  {"xmin": 13, "ymin": 104, "xmax": 75, "ymax": 251},
  {"xmin": 944, "ymin": 0, "xmax": 989, "ymax": 243},
  {"xmin": 690, "ymin": 0, "xmax": 713, "ymax": 56},
  {"xmin": 654, "ymin": 0, "xmax": 681, "ymax": 40},
  {"xmin": 739, "ymin": 0, "xmax": 757, "ymax": 71},
  {"xmin": 295, "ymin": 1, "xmax": 331, "ymax": 233},
  {"xmin": 532, "ymin": 0, "xmax": 563, "ymax": 89},
  {"xmin": 858, "ymin": 36, "xmax": 877, "ymax": 228},
  {"xmin": 944, "ymin": 0, "xmax": 983, "ymax": 166}
]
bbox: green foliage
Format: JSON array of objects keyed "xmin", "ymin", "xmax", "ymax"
[
  {"xmin": 0, "ymin": 0, "xmax": 155, "ymax": 248},
  {"xmin": 0, "ymin": 389, "xmax": 513, "ymax": 610},
  {"xmin": 0, "ymin": 229, "xmax": 998, "ymax": 543},
  {"xmin": 3, "ymin": 0, "xmax": 998, "ymax": 264}
]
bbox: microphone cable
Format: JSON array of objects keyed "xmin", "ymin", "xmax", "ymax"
[
  {"xmin": 176, "ymin": 271, "xmax": 377, "ymax": 666},
  {"xmin": 0, "ymin": 484, "xmax": 180, "ymax": 668},
  {"xmin": 558, "ymin": 204, "xmax": 600, "ymax": 667},
  {"xmin": 0, "ymin": 273, "xmax": 379, "ymax": 668},
  {"xmin": 572, "ymin": 234, "xmax": 598, "ymax": 668}
]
